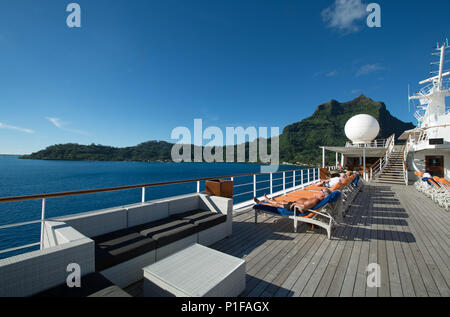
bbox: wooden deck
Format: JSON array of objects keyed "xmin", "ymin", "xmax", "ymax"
[{"xmin": 126, "ymin": 182, "xmax": 450, "ymax": 297}]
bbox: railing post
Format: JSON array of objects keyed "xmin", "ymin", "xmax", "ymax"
[
  {"xmin": 141, "ymin": 187, "xmax": 146, "ymax": 203},
  {"xmin": 197, "ymin": 181, "xmax": 200, "ymax": 193},
  {"xmin": 270, "ymin": 173, "xmax": 273, "ymax": 194},
  {"xmin": 283, "ymin": 172, "xmax": 286, "ymax": 195},
  {"xmin": 293, "ymin": 171, "xmax": 296, "ymax": 189},
  {"xmin": 253, "ymin": 174, "xmax": 257, "ymax": 198},
  {"xmin": 322, "ymin": 147, "xmax": 326, "ymax": 168},
  {"xmin": 308, "ymin": 169, "xmax": 310, "ymax": 184},
  {"xmin": 40, "ymin": 198, "xmax": 46, "ymax": 250},
  {"xmin": 301, "ymin": 169, "xmax": 304, "ymax": 186}
]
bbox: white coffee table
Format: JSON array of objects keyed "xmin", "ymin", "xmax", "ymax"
[{"xmin": 143, "ymin": 244, "xmax": 246, "ymax": 297}]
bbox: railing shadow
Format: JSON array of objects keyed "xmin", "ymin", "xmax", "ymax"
[
  {"xmin": 241, "ymin": 275, "xmax": 294, "ymax": 297},
  {"xmin": 332, "ymin": 226, "xmax": 416, "ymax": 243},
  {"xmin": 334, "ymin": 184, "xmax": 416, "ymax": 242},
  {"xmin": 217, "ymin": 217, "xmax": 296, "ymax": 259}
]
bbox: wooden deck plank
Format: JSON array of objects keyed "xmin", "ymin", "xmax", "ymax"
[
  {"xmin": 388, "ymin": 209, "xmax": 417, "ymax": 297},
  {"xmin": 395, "ymin": 188, "xmax": 450, "ymax": 296},
  {"xmin": 243, "ymin": 222, "xmax": 297, "ymax": 295},
  {"xmin": 321, "ymin": 226, "xmax": 357, "ymax": 297},
  {"xmin": 334, "ymin": 197, "xmax": 371, "ymax": 297},
  {"xmin": 400, "ymin": 189, "xmax": 450, "ymax": 270},
  {"xmin": 406, "ymin": 191, "xmax": 450, "ymax": 249},
  {"xmin": 258, "ymin": 233, "xmax": 318, "ymax": 296},
  {"xmin": 396, "ymin": 191, "xmax": 442, "ymax": 297},
  {"xmin": 366, "ymin": 190, "xmax": 380, "ymax": 297},
  {"xmin": 352, "ymin": 185, "xmax": 374, "ymax": 297},
  {"xmin": 274, "ymin": 234, "xmax": 326, "ymax": 297},
  {"xmin": 377, "ymin": 193, "xmax": 391, "ymax": 297},
  {"xmin": 245, "ymin": 227, "xmax": 308, "ymax": 296},
  {"xmin": 381, "ymin": 194, "xmax": 403, "ymax": 297},
  {"xmin": 299, "ymin": 190, "xmax": 366, "ymax": 297},
  {"xmin": 339, "ymin": 207, "xmax": 368, "ymax": 296},
  {"xmin": 315, "ymin": 189, "xmax": 369, "ymax": 297}
]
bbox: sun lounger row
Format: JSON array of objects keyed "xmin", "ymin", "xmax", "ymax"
[
  {"xmin": 414, "ymin": 172, "xmax": 450, "ymax": 210},
  {"xmin": 252, "ymin": 173, "xmax": 362, "ymax": 239},
  {"xmin": 304, "ymin": 173, "xmax": 362, "ymax": 214}
]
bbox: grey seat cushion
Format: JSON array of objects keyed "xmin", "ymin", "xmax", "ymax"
[
  {"xmin": 132, "ymin": 217, "xmax": 199, "ymax": 248},
  {"xmin": 194, "ymin": 213, "xmax": 227, "ymax": 230},
  {"xmin": 133, "ymin": 218, "xmax": 190, "ymax": 238},
  {"xmin": 152, "ymin": 223, "xmax": 199, "ymax": 248},
  {"xmin": 34, "ymin": 272, "xmax": 131, "ymax": 297},
  {"xmin": 172, "ymin": 209, "xmax": 227, "ymax": 231},
  {"xmin": 174, "ymin": 209, "xmax": 216, "ymax": 222},
  {"xmin": 92, "ymin": 210, "xmax": 227, "ymax": 272},
  {"xmin": 94, "ymin": 228, "xmax": 156, "ymax": 272}
]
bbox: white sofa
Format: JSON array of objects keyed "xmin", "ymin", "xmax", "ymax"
[
  {"xmin": 55, "ymin": 193, "xmax": 233, "ymax": 288},
  {"xmin": 0, "ymin": 222, "xmax": 94, "ymax": 297},
  {"xmin": 0, "ymin": 193, "xmax": 233, "ymax": 295}
]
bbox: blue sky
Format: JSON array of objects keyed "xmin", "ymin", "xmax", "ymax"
[{"xmin": 0, "ymin": 0, "xmax": 449, "ymax": 154}]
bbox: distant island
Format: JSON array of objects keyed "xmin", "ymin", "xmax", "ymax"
[{"xmin": 21, "ymin": 95, "xmax": 415, "ymax": 166}]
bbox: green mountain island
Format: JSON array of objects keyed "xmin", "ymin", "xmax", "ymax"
[{"xmin": 21, "ymin": 95, "xmax": 415, "ymax": 166}]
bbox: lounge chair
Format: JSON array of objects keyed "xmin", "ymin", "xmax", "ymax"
[
  {"xmin": 413, "ymin": 173, "xmax": 450, "ymax": 211},
  {"xmin": 435, "ymin": 178, "xmax": 450, "ymax": 210},
  {"xmin": 253, "ymin": 191, "xmax": 342, "ymax": 240}
]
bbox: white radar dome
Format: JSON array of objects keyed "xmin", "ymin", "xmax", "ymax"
[{"xmin": 345, "ymin": 114, "xmax": 380, "ymax": 144}]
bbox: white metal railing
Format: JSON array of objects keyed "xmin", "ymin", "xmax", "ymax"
[
  {"xmin": 232, "ymin": 168, "xmax": 320, "ymax": 210},
  {"xmin": 0, "ymin": 167, "xmax": 320, "ymax": 257},
  {"xmin": 402, "ymin": 139, "xmax": 410, "ymax": 186},
  {"xmin": 407, "ymin": 129, "xmax": 429, "ymax": 148},
  {"xmin": 345, "ymin": 137, "xmax": 390, "ymax": 148},
  {"xmin": 419, "ymin": 83, "xmax": 434, "ymax": 96}
]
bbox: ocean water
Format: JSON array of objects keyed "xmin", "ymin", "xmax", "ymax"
[{"xmin": 0, "ymin": 155, "xmax": 313, "ymax": 258}]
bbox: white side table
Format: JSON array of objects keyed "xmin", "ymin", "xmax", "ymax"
[{"xmin": 143, "ymin": 244, "xmax": 246, "ymax": 297}]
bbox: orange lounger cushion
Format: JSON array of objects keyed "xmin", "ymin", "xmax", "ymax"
[
  {"xmin": 439, "ymin": 178, "xmax": 450, "ymax": 186},
  {"xmin": 304, "ymin": 185, "xmax": 327, "ymax": 191},
  {"xmin": 273, "ymin": 191, "xmax": 316, "ymax": 202}
]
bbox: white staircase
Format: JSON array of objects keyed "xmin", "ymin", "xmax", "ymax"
[{"xmin": 374, "ymin": 146, "xmax": 406, "ymax": 185}]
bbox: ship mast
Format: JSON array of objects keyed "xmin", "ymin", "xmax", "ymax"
[{"xmin": 409, "ymin": 40, "xmax": 450, "ymax": 128}]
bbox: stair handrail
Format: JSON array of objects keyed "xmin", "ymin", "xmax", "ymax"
[
  {"xmin": 369, "ymin": 133, "xmax": 396, "ymax": 180},
  {"xmin": 402, "ymin": 136, "xmax": 410, "ymax": 186}
]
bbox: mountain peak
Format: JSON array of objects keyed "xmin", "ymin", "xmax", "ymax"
[
  {"xmin": 350, "ymin": 94, "xmax": 374, "ymax": 104},
  {"xmin": 280, "ymin": 95, "xmax": 415, "ymax": 165}
]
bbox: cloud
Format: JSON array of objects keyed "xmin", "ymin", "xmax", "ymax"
[
  {"xmin": 0, "ymin": 122, "xmax": 35, "ymax": 134},
  {"xmin": 325, "ymin": 70, "xmax": 338, "ymax": 77},
  {"xmin": 314, "ymin": 70, "xmax": 339, "ymax": 77},
  {"xmin": 46, "ymin": 117, "xmax": 63, "ymax": 128},
  {"xmin": 356, "ymin": 63, "xmax": 385, "ymax": 77},
  {"xmin": 322, "ymin": 0, "xmax": 367, "ymax": 33},
  {"xmin": 45, "ymin": 117, "xmax": 88, "ymax": 135}
]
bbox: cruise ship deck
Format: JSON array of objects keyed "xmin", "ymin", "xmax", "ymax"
[{"xmin": 125, "ymin": 182, "xmax": 450, "ymax": 297}]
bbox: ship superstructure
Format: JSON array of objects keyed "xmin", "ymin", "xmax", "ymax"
[{"xmin": 400, "ymin": 40, "xmax": 450, "ymax": 179}]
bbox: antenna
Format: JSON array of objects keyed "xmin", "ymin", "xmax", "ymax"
[{"xmin": 408, "ymin": 84, "xmax": 411, "ymax": 113}]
